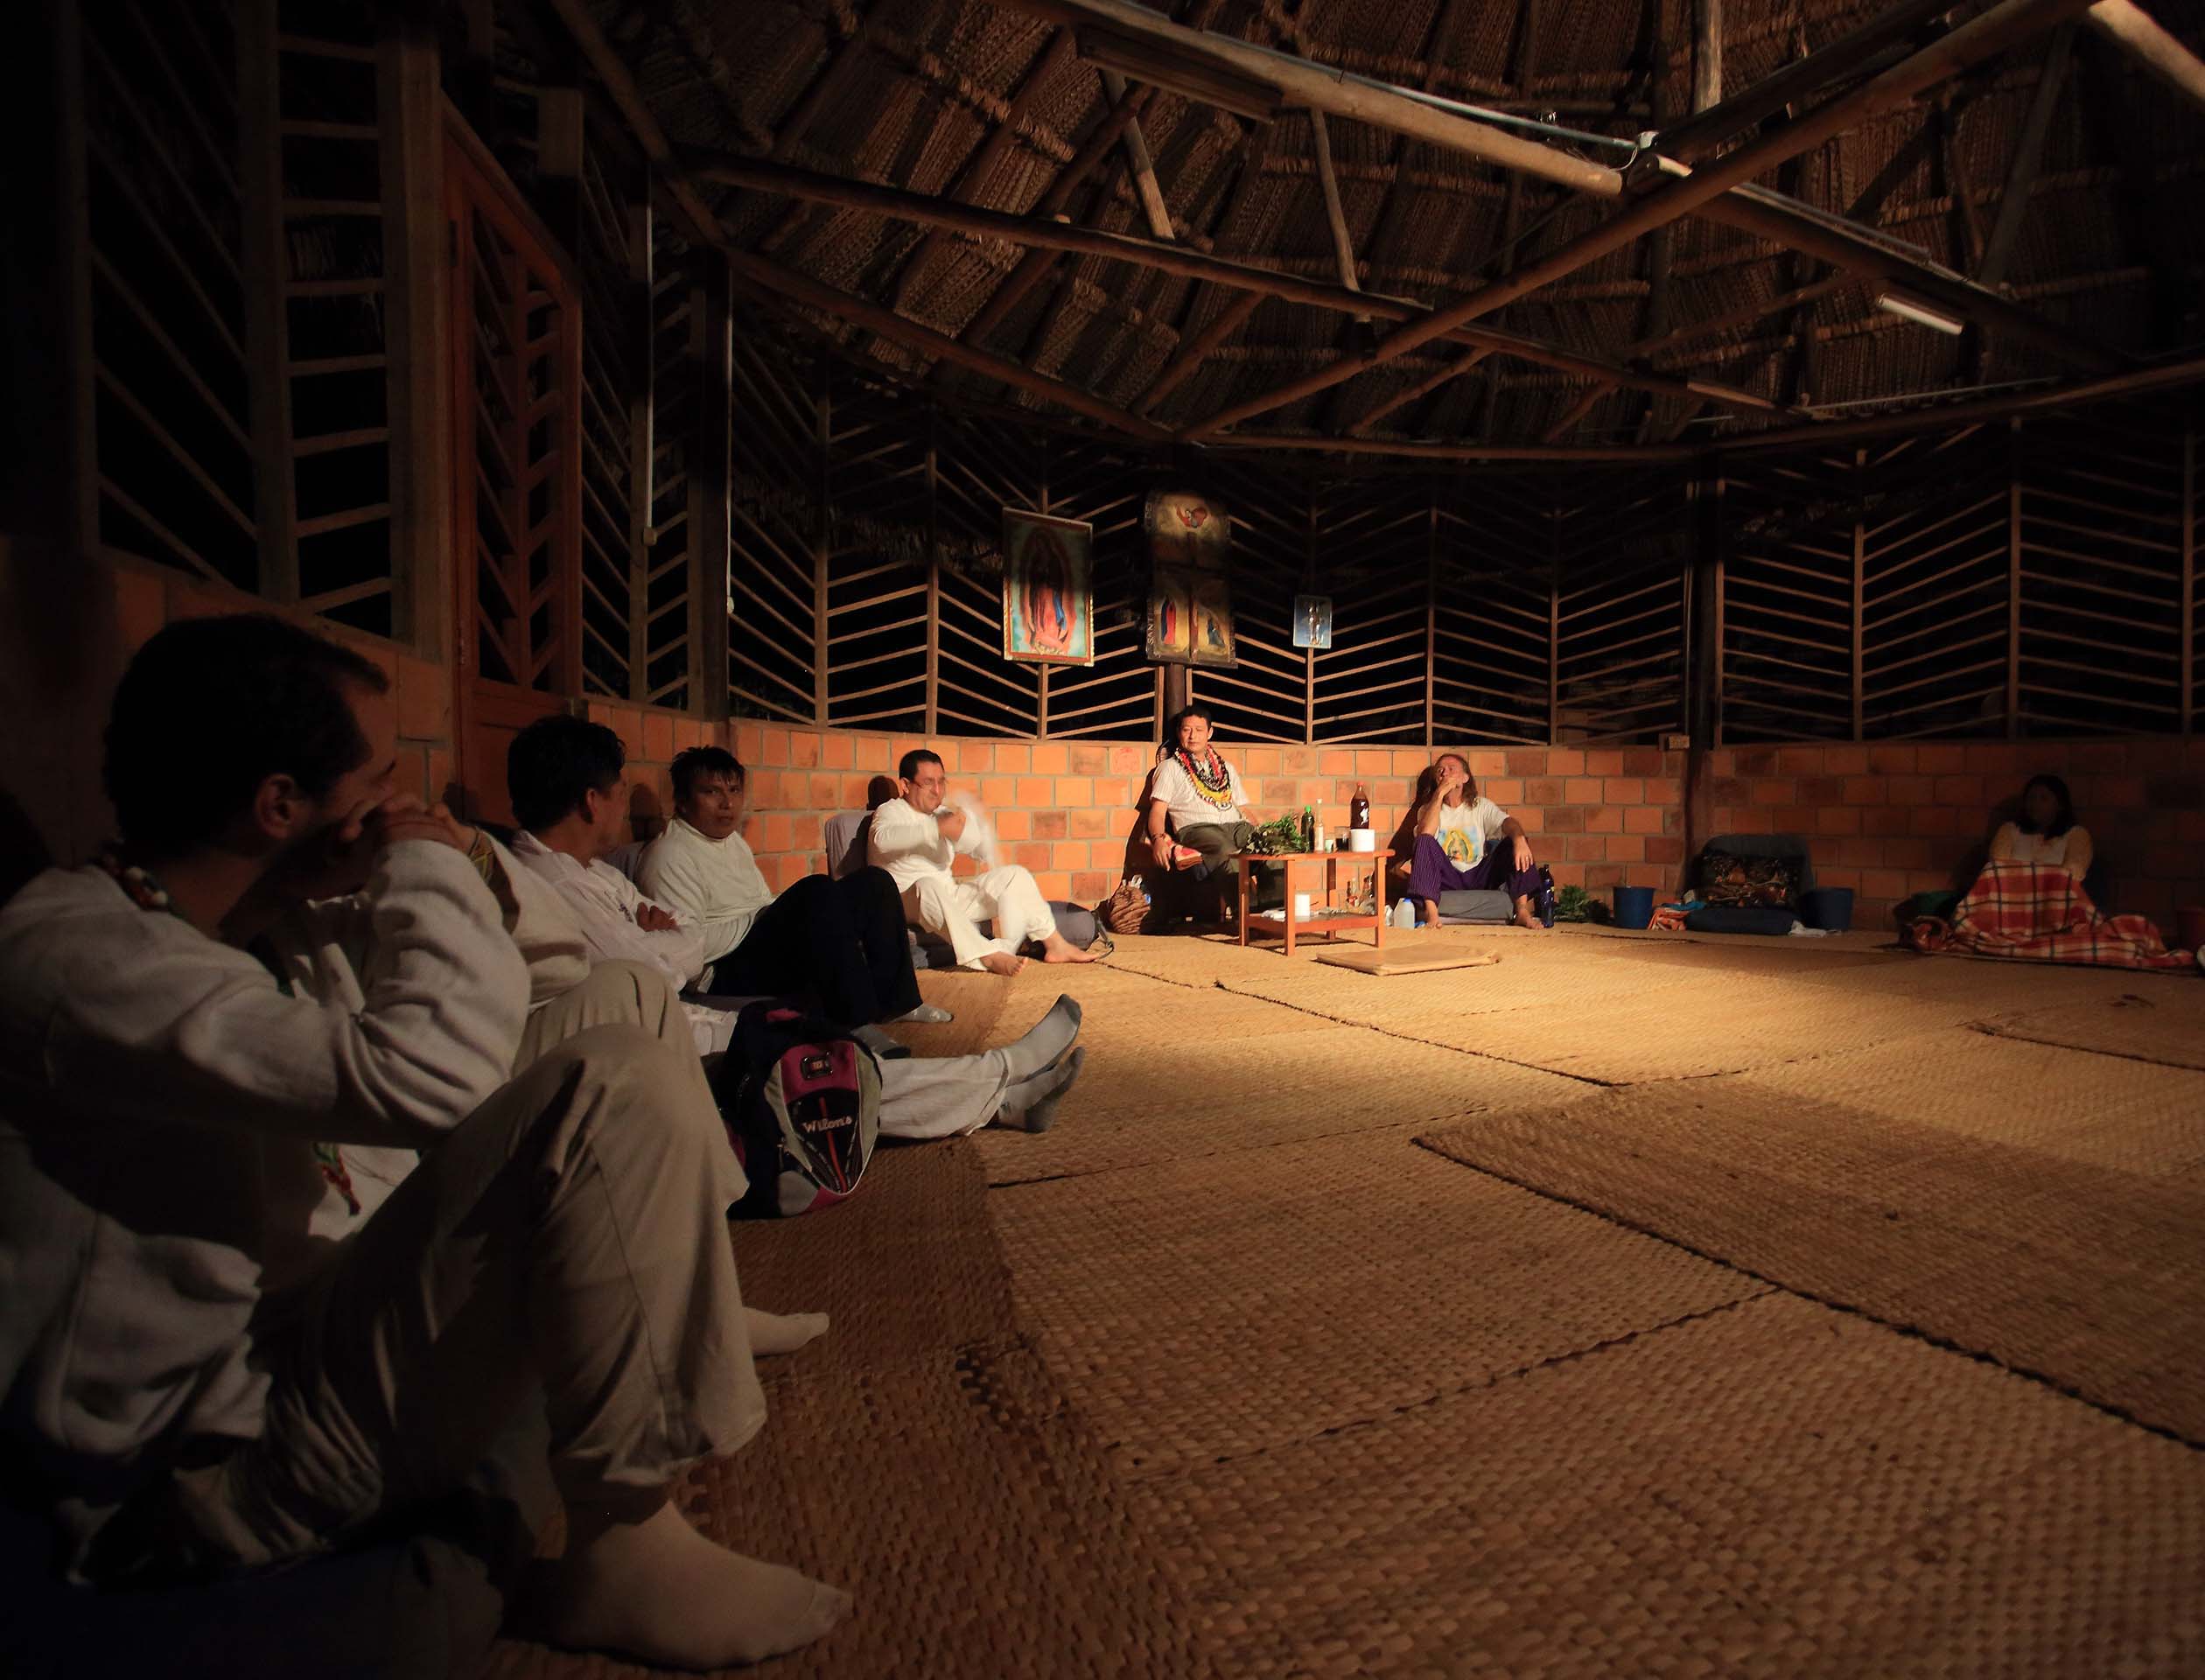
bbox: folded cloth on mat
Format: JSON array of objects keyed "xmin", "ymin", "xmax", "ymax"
[{"xmin": 1901, "ymin": 860, "xmax": 2197, "ymax": 972}]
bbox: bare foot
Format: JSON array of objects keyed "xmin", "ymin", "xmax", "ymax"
[
  {"xmin": 980, "ymin": 950, "xmax": 1026, "ymax": 976},
  {"xmin": 746, "ymin": 1306, "xmax": 830, "ymax": 1356},
  {"xmin": 538, "ymin": 1501, "xmax": 850, "ymax": 1670},
  {"xmin": 1419, "ymin": 898, "xmax": 1441, "ymax": 928},
  {"xmin": 1040, "ymin": 932, "xmax": 1101, "ymax": 964},
  {"xmin": 1512, "ymin": 895, "xmax": 1541, "ymax": 930}
]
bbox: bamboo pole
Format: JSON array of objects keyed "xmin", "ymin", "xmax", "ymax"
[
  {"xmin": 1980, "ymin": 26, "xmax": 2076, "ymax": 286},
  {"xmin": 2086, "ymin": 0, "xmax": 2205, "ymax": 113},
  {"xmin": 1180, "ymin": 0, "xmax": 2106, "ymax": 440},
  {"xmin": 1099, "ymin": 67, "xmax": 1174, "ymax": 239}
]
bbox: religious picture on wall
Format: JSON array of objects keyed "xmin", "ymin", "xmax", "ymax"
[
  {"xmin": 1001, "ymin": 508, "xmax": 1095, "ymax": 666},
  {"xmin": 1191, "ymin": 573, "xmax": 1236, "ymax": 668},
  {"xmin": 1144, "ymin": 489, "xmax": 1230, "ymax": 571},
  {"xmin": 1145, "ymin": 567, "xmax": 1194, "ymax": 662},
  {"xmin": 1292, "ymin": 594, "xmax": 1334, "ymax": 651}
]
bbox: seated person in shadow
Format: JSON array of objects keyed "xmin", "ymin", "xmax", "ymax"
[
  {"xmin": 0, "ymin": 614, "xmax": 849, "ymax": 1670},
  {"xmin": 1143, "ymin": 704, "xmax": 1262, "ymax": 919},
  {"xmin": 1393, "ymin": 752, "xmax": 1546, "ymax": 930},
  {"xmin": 640, "ymin": 746, "xmax": 949, "ymax": 1026},
  {"xmin": 504, "ymin": 717, "xmax": 1086, "ymax": 1135},
  {"xmin": 1989, "ymin": 773, "xmax": 2094, "ymax": 883}
]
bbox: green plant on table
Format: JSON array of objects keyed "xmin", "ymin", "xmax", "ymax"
[{"xmin": 1245, "ymin": 816, "xmax": 1308, "ymax": 856}]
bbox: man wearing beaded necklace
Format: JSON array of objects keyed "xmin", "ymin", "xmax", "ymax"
[{"xmin": 1144, "ymin": 704, "xmax": 1260, "ymax": 914}]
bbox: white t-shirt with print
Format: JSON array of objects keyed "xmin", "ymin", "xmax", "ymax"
[
  {"xmin": 1150, "ymin": 753, "xmax": 1249, "ymax": 831},
  {"xmin": 1436, "ymin": 795, "xmax": 1509, "ymax": 867}
]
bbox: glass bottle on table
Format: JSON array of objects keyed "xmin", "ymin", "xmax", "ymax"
[{"xmin": 1350, "ymin": 784, "xmax": 1370, "ymax": 830}]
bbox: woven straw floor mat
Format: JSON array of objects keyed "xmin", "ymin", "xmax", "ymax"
[
  {"xmin": 1418, "ymin": 1083, "xmax": 2205, "ymax": 1443},
  {"xmin": 1129, "ymin": 1292, "xmax": 2205, "ymax": 1680},
  {"xmin": 479, "ymin": 1147, "xmax": 1219, "ymax": 1680},
  {"xmin": 974, "ymin": 1024, "xmax": 1588, "ymax": 1186},
  {"xmin": 1983, "ymin": 989, "xmax": 2205, "ymax": 1070},
  {"xmin": 1736, "ymin": 1032, "xmax": 2205, "ymax": 1178},
  {"xmin": 990, "ymin": 1128, "xmax": 1761, "ymax": 1474}
]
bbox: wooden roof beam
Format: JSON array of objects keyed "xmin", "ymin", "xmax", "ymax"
[
  {"xmin": 1345, "ymin": 348, "xmax": 1492, "ymax": 434},
  {"xmin": 724, "ymin": 244, "xmax": 1169, "ymax": 441},
  {"xmin": 1178, "ymin": 0, "xmax": 2106, "ymax": 441},
  {"xmin": 1979, "ymin": 25, "xmax": 2076, "ymax": 285},
  {"xmin": 1098, "ymin": 68, "xmax": 1174, "ymax": 239},
  {"xmin": 998, "ymin": 0, "xmax": 1628, "ymax": 197},
  {"xmin": 688, "ymin": 151, "xmax": 1794, "ymax": 421},
  {"xmin": 1135, "ymin": 290, "xmax": 1264, "ymax": 414},
  {"xmin": 1654, "ymin": 0, "xmax": 1959, "ymax": 162},
  {"xmin": 2085, "ymin": 0, "xmax": 2205, "ymax": 112},
  {"xmin": 1306, "ymin": 109, "xmax": 1363, "ymax": 310}
]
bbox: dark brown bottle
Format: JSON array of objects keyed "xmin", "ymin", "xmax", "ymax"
[{"xmin": 1350, "ymin": 784, "xmax": 1370, "ymax": 829}]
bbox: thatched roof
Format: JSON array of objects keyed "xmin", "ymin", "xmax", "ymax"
[{"xmin": 575, "ymin": 0, "xmax": 2205, "ymax": 456}]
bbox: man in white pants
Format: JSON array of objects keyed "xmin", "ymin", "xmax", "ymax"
[{"xmin": 867, "ymin": 749, "xmax": 1098, "ymax": 976}]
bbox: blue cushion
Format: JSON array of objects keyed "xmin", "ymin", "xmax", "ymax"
[{"xmin": 1684, "ymin": 905, "xmax": 1797, "ymax": 937}]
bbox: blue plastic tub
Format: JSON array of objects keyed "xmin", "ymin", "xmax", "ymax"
[
  {"xmin": 1801, "ymin": 886, "xmax": 1855, "ymax": 933},
  {"xmin": 1612, "ymin": 885, "xmax": 1656, "ymax": 929}
]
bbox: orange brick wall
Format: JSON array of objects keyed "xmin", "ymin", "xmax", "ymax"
[
  {"xmin": 731, "ymin": 721, "xmax": 1688, "ymax": 906},
  {"xmin": 1708, "ymin": 739, "xmax": 2205, "ymax": 933}
]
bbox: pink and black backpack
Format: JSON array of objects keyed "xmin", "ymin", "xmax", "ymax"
[{"xmin": 717, "ymin": 1003, "xmax": 882, "ymax": 1218}]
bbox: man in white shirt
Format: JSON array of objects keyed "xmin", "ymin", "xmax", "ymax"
[
  {"xmin": 639, "ymin": 746, "xmax": 948, "ymax": 1026},
  {"xmin": 1404, "ymin": 752, "xmax": 1546, "ymax": 930},
  {"xmin": 0, "ymin": 615, "xmax": 845, "ymax": 1670},
  {"xmin": 868, "ymin": 749, "xmax": 1099, "ymax": 975},
  {"xmin": 505, "ymin": 719, "xmax": 1088, "ymax": 1132},
  {"xmin": 505, "ymin": 714, "xmax": 712, "ymax": 994}
]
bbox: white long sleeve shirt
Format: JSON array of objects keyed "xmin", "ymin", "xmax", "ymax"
[
  {"xmin": 511, "ymin": 830, "xmax": 710, "ymax": 990},
  {"xmin": 865, "ymin": 796, "xmax": 960, "ymax": 890},
  {"xmin": 0, "ymin": 842, "xmax": 546, "ymax": 1562},
  {"xmin": 635, "ymin": 817, "xmax": 775, "ymax": 962}
]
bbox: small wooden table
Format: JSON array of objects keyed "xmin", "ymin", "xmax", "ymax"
[{"xmin": 1235, "ymin": 848, "xmax": 1393, "ymax": 956}]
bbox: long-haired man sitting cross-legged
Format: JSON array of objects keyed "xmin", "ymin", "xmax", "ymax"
[{"xmin": 0, "ymin": 615, "xmax": 849, "ymax": 1671}]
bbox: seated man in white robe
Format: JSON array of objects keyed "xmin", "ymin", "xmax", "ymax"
[
  {"xmin": 0, "ymin": 614, "xmax": 847, "ymax": 1670},
  {"xmin": 505, "ymin": 717, "xmax": 1086, "ymax": 1134},
  {"xmin": 867, "ymin": 749, "xmax": 1099, "ymax": 976},
  {"xmin": 639, "ymin": 746, "xmax": 947, "ymax": 1028}
]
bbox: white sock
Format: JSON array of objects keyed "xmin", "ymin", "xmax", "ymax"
[
  {"xmin": 997, "ymin": 1046, "xmax": 1085, "ymax": 1134},
  {"xmin": 542, "ymin": 1501, "xmax": 850, "ymax": 1670},
  {"xmin": 895, "ymin": 1002, "xmax": 954, "ymax": 1024},
  {"xmin": 746, "ymin": 1306, "xmax": 830, "ymax": 1356}
]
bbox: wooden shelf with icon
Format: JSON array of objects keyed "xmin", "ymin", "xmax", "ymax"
[{"xmin": 1234, "ymin": 849, "xmax": 1393, "ymax": 956}]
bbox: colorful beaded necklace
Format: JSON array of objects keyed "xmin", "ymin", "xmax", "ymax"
[{"xmin": 1173, "ymin": 747, "xmax": 1236, "ymax": 809}]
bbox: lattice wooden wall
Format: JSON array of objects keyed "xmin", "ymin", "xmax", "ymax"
[
  {"xmin": 1714, "ymin": 400, "xmax": 2200, "ymax": 744},
  {"xmin": 1435, "ymin": 476, "xmax": 1555, "ymax": 746},
  {"xmin": 1553, "ymin": 471, "xmax": 1690, "ymax": 745}
]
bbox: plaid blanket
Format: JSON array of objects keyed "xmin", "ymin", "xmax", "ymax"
[{"xmin": 1902, "ymin": 861, "xmax": 2198, "ymax": 972}]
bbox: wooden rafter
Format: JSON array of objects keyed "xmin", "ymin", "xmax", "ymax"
[
  {"xmin": 1980, "ymin": 26, "xmax": 2076, "ymax": 286},
  {"xmin": 690, "ymin": 152, "xmax": 1796, "ymax": 422},
  {"xmin": 1348, "ymin": 347, "xmax": 1491, "ymax": 434},
  {"xmin": 1180, "ymin": 0, "xmax": 2109, "ymax": 442},
  {"xmin": 999, "ymin": 0, "xmax": 1628, "ymax": 197},
  {"xmin": 1098, "ymin": 68, "xmax": 1174, "ymax": 239}
]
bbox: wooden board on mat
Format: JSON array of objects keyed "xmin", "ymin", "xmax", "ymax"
[{"xmin": 1318, "ymin": 946, "xmax": 1502, "ymax": 976}]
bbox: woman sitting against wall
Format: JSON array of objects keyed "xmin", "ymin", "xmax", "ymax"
[{"xmin": 1988, "ymin": 774, "xmax": 2093, "ymax": 883}]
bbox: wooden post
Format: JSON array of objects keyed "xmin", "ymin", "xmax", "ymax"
[
  {"xmin": 2006, "ymin": 416, "xmax": 2023, "ymax": 738},
  {"xmin": 1424, "ymin": 481, "xmax": 1438, "ymax": 751},
  {"xmin": 2180, "ymin": 414, "xmax": 2194, "ymax": 737},
  {"xmin": 1684, "ymin": 460, "xmax": 1722, "ymax": 886},
  {"xmin": 1304, "ymin": 483, "xmax": 1320, "ymax": 746},
  {"xmin": 1547, "ymin": 506, "xmax": 1562, "ymax": 744},
  {"xmin": 379, "ymin": 11, "xmax": 449, "ymax": 656},
  {"xmin": 924, "ymin": 404, "xmax": 940, "ymax": 735},
  {"xmin": 811, "ymin": 364, "xmax": 830, "ymax": 729},
  {"xmin": 1691, "ymin": 0, "xmax": 1724, "ymax": 113},
  {"xmin": 237, "ymin": 0, "xmax": 297, "ymax": 602},
  {"xmin": 625, "ymin": 199, "xmax": 654, "ymax": 701},
  {"xmin": 689, "ymin": 253, "xmax": 732, "ymax": 720},
  {"xmin": 1851, "ymin": 447, "xmax": 1866, "ymax": 741},
  {"xmin": 1036, "ymin": 438, "xmax": 1051, "ymax": 738}
]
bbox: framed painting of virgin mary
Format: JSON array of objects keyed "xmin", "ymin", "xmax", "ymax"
[{"xmin": 1000, "ymin": 508, "xmax": 1095, "ymax": 666}]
